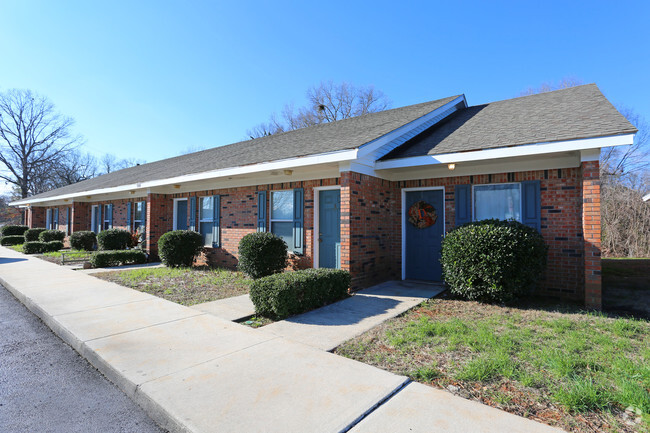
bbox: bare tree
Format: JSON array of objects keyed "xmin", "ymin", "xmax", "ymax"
[
  {"xmin": 519, "ymin": 77, "xmax": 584, "ymax": 97},
  {"xmin": 247, "ymin": 81, "xmax": 391, "ymax": 138},
  {"xmin": 52, "ymin": 150, "xmax": 98, "ymax": 186},
  {"xmin": 99, "ymin": 153, "xmax": 144, "ymax": 174},
  {"xmin": 600, "ymin": 106, "xmax": 649, "ymax": 179},
  {"xmin": 0, "ymin": 89, "xmax": 82, "ymax": 198}
]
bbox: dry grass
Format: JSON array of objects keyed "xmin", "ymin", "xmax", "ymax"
[
  {"xmin": 335, "ymin": 296, "xmax": 650, "ymax": 433},
  {"xmin": 94, "ymin": 267, "xmax": 251, "ymax": 306}
]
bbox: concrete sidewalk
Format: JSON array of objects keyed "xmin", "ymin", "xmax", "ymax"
[
  {"xmin": 0, "ymin": 247, "xmax": 563, "ymax": 433},
  {"xmin": 261, "ymin": 280, "xmax": 445, "ymax": 351}
]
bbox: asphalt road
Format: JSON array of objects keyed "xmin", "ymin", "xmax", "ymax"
[{"xmin": 0, "ymin": 285, "xmax": 165, "ymax": 433}]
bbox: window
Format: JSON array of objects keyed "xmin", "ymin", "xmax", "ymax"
[
  {"xmin": 271, "ymin": 190, "xmax": 294, "ymax": 248},
  {"xmin": 103, "ymin": 204, "xmax": 113, "ymax": 230},
  {"xmin": 133, "ymin": 201, "xmax": 146, "ymax": 235},
  {"xmin": 91, "ymin": 205, "xmax": 101, "ymax": 233},
  {"xmin": 473, "ymin": 184, "xmax": 521, "ymax": 222},
  {"xmin": 199, "ymin": 197, "xmax": 214, "ymax": 246},
  {"xmin": 46, "ymin": 209, "xmax": 53, "ymax": 230},
  {"xmin": 173, "ymin": 199, "xmax": 188, "ymax": 230}
]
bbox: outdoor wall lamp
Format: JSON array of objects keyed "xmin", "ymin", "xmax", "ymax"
[{"xmin": 448, "ymin": 163, "xmax": 456, "ymax": 170}]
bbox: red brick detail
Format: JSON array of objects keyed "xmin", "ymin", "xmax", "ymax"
[{"xmin": 582, "ymin": 161, "xmax": 602, "ymax": 309}]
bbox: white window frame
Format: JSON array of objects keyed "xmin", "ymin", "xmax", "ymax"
[
  {"xmin": 270, "ymin": 190, "xmax": 294, "ymax": 247},
  {"xmin": 173, "ymin": 198, "xmax": 188, "ymax": 230},
  {"xmin": 91, "ymin": 205, "xmax": 100, "ymax": 233},
  {"xmin": 471, "ymin": 182, "xmax": 522, "ymax": 222},
  {"xmin": 133, "ymin": 201, "xmax": 146, "ymax": 232},
  {"xmin": 103, "ymin": 204, "xmax": 112, "ymax": 230},
  {"xmin": 46, "ymin": 208, "xmax": 53, "ymax": 230},
  {"xmin": 198, "ymin": 196, "xmax": 214, "ymax": 247}
]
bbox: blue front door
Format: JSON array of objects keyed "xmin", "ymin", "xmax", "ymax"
[
  {"xmin": 405, "ymin": 189, "xmax": 444, "ymax": 281},
  {"xmin": 318, "ymin": 189, "xmax": 341, "ymax": 269},
  {"xmin": 176, "ymin": 200, "xmax": 188, "ymax": 230}
]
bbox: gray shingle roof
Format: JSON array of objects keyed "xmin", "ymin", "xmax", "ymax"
[
  {"xmin": 23, "ymin": 95, "xmax": 459, "ymax": 201},
  {"xmin": 381, "ymin": 84, "xmax": 637, "ymax": 160}
]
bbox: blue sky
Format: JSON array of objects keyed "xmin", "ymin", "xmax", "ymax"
[{"xmin": 1, "ymin": 0, "xmax": 649, "ymax": 164}]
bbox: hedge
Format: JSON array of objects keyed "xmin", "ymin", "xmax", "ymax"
[
  {"xmin": 441, "ymin": 219, "xmax": 548, "ymax": 303},
  {"xmin": 157, "ymin": 230, "xmax": 203, "ymax": 267},
  {"xmin": 39, "ymin": 229, "xmax": 65, "ymax": 242},
  {"xmin": 250, "ymin": 268, "xmax": 351, "ymax": 320},
  {"xmin": 90, "ymin": 250, "xmax": 147, "ymax": 268},
  {"xmin": 23, "ymin": 241, "xmax": 47, "ymax": 254},
  {"xmin": 0, "ymin": 235, "xmax": 25, "ymax": 246},
  {"xmin": 70, "ymin": 231, "xmax": 96, "ymax": 251},
  {"xmin": 97, "ymin": 228, "xmax": 132, "ymax": 250},
  {"xmin": 45, "ymin": 241, "xmax": 64, "ymax": 252},
  {"xmin": 0, "ymin": 225, "xmax": 28, "ymax": 237},
  {"xmin": 238, "ymin": 232, "xmax": 288, "ymax": 279},
  {"xmin": 24, "ymin": 228, "xmax": 47, "ymax": 242}
]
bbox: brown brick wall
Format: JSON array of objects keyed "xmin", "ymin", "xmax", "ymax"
[
  {"xmin": 582, "ymin": 161, "xmax": 602, "ymax": 309},
  {"xmin": 26, "ymin": 206, "xmax": 45, "ymax": 228}
]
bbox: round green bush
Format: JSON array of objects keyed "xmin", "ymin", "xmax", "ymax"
[
  {"xmin": 0, "ymin": 235, "xmax": 25, "ymax": 246},
  {"xmin": 441, "ymin": 219, "xmax": 548, "ymax": 303},
  {"xmin": 238, "ymin": 232, "xmax": 287, "ymax": 279},
  {"xmin": 97, "ymin": 228, "xmax": 132, "ymax": 250},
  {"xmin": 1, "ymin": 225, "xmax": 28, "ymax": 236},
  {"xmin": 23, "ymin": 241, "xmax": 46, "ymax": 254},
  {"xmin": 45, "ymin": 241, "xmax": 64, "ymax": 252},
  {"xmin": 69, "ymin": 231, "xmax": 97, "ymax": 251},
  {"xmin": 157, "ymin": 230, "xmax": 203, "ymax": 267},
  {"xmin": 24, "ymin": 228, "xmax": 47, "ymax": 242},
  {"xmin": 39, "ymin": 229, "xmax": 65, "ymax": 242}
]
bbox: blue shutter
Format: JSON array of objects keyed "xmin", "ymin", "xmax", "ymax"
[
  {"xmin": 189, "ymin": 196, "xmax": 196, "ymax": 231},
  {"xmin": 292, "ymin": 188, "xmax": 304, "ymax": 255},
  {"xmin": 54, "ymin": 208, "xmax": 59, "ymax": 230},
  {"xmin": 212, "ymin": 195, "xmax": 220, "ymax": 248},
  {"xmin": 455, "ymin": 184, "xmax": 472, "ymax": 226},
  {"xmin": 521, "ymin": 180, "xmax": 541, "ymax": 232},
  {"xmin": 257, "ymin": 191, "xmax": 267, "ymax": 232},
  {"xmin": 107, "ymin": 204, "xmax": 113, "ymax": 229},
  {"xmin": 66, "ymin": 207, "xmax": 71, "ymax": 234},
  {"xmin": 141, "ymin": 201, "xmax": 147, "ymax": 235},
  {"xmin": 126, "ymin": 202, "xmax": 132, "ymax": 230}
]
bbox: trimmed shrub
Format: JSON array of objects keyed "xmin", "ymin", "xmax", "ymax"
[
  {"xmin": 24, "ymin": 228, "xmax": 47, "ymax": 242},
  {"xmin": 0, "ymin": 235, "xmax": 25, "ymax": 246},
  {"xmin": 39, "ymin": 229, "xmax": 66, "ymax": 242},
  {"xmin": 97, "ymin": 228, "xmax": 132, "ymax": 251},
  {"xmin": 45, "ymin": 241, "xmax": 64, "ymax": 252},
  {"xmin": 23, "ymin": 241, "xmax": 47, "ymax": 254},
  {"xmin": 250, "ymin": 268, "xmax": 351, "ymax": 319},
  {"xmin": 70, "ymin": 231, "xmax": 96, "ymax": 251},
  {"xmin": 1, "ymin": 225, "xmax": 28, "ymax": 237},
  {"xmin": 441, "ymin": 219, "xmax": 548, "ymax": 303},
  {"xmin": 238, "ymin": 232, "xmax": 288, "ymax": 279},
  {"xmin": 157, "ymin": 230, "xmax": 203, "ymax": 267},
  {"xmin": 90, "ymin": 250, "xmax": 147, "ymax": 268}
]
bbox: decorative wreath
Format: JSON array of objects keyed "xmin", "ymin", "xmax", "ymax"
[{"xmin": 408, "ymin": 201, "xmax": 438, "ymax": 229}]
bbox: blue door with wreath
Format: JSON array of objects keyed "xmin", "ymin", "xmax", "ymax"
[{"xmin": 404, "ymin": 189, "xmax": 444, "ymax": 281}]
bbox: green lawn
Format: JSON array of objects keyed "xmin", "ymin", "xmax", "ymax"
[
  {"xmin": 94, "ymin": 267, "xmax": 251, "ymax": 306},
  {"xmin": 336, "ymin": 298, "xmax": 650, "ymax": 433}
]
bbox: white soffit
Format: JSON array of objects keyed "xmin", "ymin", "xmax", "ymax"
[{"xmin": 374, "ymin": 134, "xmax": 635, "ymax": 170}]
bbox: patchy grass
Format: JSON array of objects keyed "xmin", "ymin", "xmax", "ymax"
[
  {"xmin": 38, "ymin": 249, "xmax": 91, "ymax": 264},
  {"xmin": 94, "ymin": 267, "xmax": 251, "ymax": 306},
  {"xmin": 335, "ymin": 298, "xmax": 650, "ymax": 432},
  {"xmin": 237, "ymin": 315, "xmax": 274, "ymax": 328},
  {"xmin": 7, "ymin": 244, "xmax": 23, "ymax": 253}
]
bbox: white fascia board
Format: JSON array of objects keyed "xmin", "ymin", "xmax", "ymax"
[
  {"xmin": 11, "ymin": 148, "xmax": 358, "ymax": 206},
  {"xmin": 375, "ymin": 134, "xmax": 635, "ymax": 170},
  {"xmin": 643, "ymin": 193, "xmax": 650, "ymax": 202},
  {"xmin": 356, "ymin": 95, "xmax": 467, "ymax": 161}
]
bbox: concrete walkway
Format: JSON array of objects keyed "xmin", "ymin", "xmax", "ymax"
[
  {"xmin": 0, "ymin": 247, "xmax": 563, "ymax": 433},
  {"xmin": 261, "ymin": 280, "xmax": 445, "ymax": 351},
  {"xmin": 190, "ymin": 293, "xmax": 255, "ymax": 321}
]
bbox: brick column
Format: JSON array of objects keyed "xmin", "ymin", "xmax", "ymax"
[
  {"xmin": 146, "ymin": 193, "xmax": 173, "ymax": 258},
  {"xmin": 339, "ymin": 172, "xmax": 352, "ymax": 275},
  {"xmin": 70, "ymin": 202, "xmax": 90, "ymax": 233},
  {"xmin": 27, "ymin": 206, "xmax": 45, "ymax": 228},
  {"xmin": 582, "ymin": 161, "xmax": 602, "ymax": 309}
]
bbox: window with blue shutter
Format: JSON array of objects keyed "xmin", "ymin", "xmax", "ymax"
[
  {"xmin": 66, "ymin": 207, "xmax": 71, "ymax": 235},
  {"xmin": 455, "ymin": 184, "xmax": 471, "ymax": 227},
  {"xmin": 189, "ymin": 196, "xmax": 196, "ymax": 231},
  {"xmin": 257, "ymin": 191, "xmax": 267, "ymax": 232},
  {"xmin": 521, "ymin": 180, "xmax": 541, "ymax": 232},
  {"xmin": 293, "ymin": 187, "xmax": 304, "ymax": 255},
  {"xmin": 103, "ymin": 204, "xmax": 113, "ymax": 230},
  {"xmin": 212, "ymin": 195, "xmax": 220, "ymax": 248},
  {"xmin": 54, "ymin": 208, "xmax": 59, "ymax": 230},
  {"xmin": 126, "ymin": 202, "xmax": 132, "ymax": 229}
]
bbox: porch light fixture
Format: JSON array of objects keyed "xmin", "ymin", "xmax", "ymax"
[
  {"xmin": 448, "ymin": 163, "xmax": 456, "ymax": 171},
  {"xmin": 283, "ymin": 169, "xmax": 293, "ymax": 176},
  {"xmin": 86, "ymin": 196, "xmax": 92, "ymax": 199},
  {"xmin": 129, "ymin": 190, "xmax": 136, "ymax": 195},
  {"xmin": 173, "ymin": 184, "xmax": 181, "ymax": 189}
]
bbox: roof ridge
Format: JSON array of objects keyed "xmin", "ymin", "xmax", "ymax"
[{"xmin": 471, "ymin": 83, "xmax": 598, "ymax": 107}]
